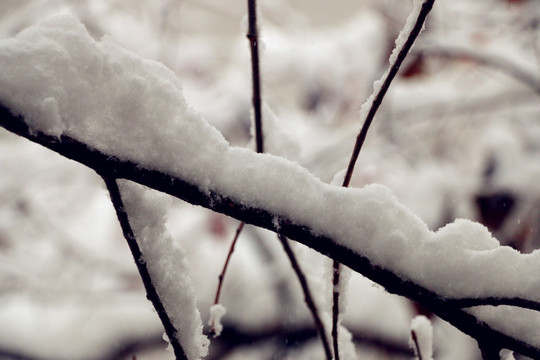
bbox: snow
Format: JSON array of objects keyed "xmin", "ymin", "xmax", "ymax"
[
  {"xmin": 410, "ymin": 315, "xmax": 434, "ymax": 360},
  {"xmin": 500, "ymin": 349, "xmax": 516, "ymax": 360},
  {"xmin": 118, "ymin": 181, "xmax": 209, "ymax": 359},
  {"xmin": 467, "ymin": 305, "xmax": 540, "ymax": 350},
  {"xmin": 0, "ymin": 10, "xmax": 539, "ymax": 356},
  {"xmin": 0, "ymin": 14, "xmax": 229, "ymax": 185},
  {"xmin": 389, "ymin": 0, "xmax": 425, "ymax": 66},
  {"xmin": 209, "ymin": 303, "xmax": 227, "ymax": 337},
  {"xmin": 248, "ymin": 103, "xmax": 303, "ymax": 161}
]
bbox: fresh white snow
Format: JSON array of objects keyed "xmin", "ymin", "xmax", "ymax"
[{"xmin": 208, "ymin": 303, "xmax": 227, "ymax": 337}]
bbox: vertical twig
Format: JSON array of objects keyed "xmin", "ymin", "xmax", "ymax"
[
  {"xmin": 213, "ymin": 3, "xmax": 333, "ymax": 359},
  {"xmin": 102, "ymin": 175, "xmax": 188, "ymax": 360},
  {"xmin": 213, "ymin": 222, "xmax": 245, "ymax": 305},
  {"xmin": 331, "ymin": 261, "xmax": 341, "ymax": 360},
  {"xmin": 278, "ymin": 235, "xmax": 333, "ymax": 360},
  {"xmin": 247, "ymin": 0, "xmax": 263, "ymax": 153},
  {"xmin": 333, "ymin": 0, "xmax": 436, "ymax": 356},
  {"xmin": 411, "ymin": 329, "xmax": 423, "ymax": 360},
  {"xmin": 246, "ymin": 0, "xmax": 333, "ymax": 355},
  {"xmin": 210, "ymin": 0, "xmax": 265, "ymax": 334}
]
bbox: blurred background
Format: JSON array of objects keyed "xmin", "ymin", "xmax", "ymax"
[{"xmin": 1, "ymin": 0, "xmax": 539, "ymax": 359}]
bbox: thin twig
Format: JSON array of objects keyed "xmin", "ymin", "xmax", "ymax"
[
  {"xmin": 210, "ymin": 0, "xmax": 264, "ymax": 334},
  {"xmin": 411, "ymin": 329, "xmax": 423, "ymax": 360},
  {"xmin": 278, "ymin": 235, "xmax": 333, "ymax": 360},
  {"xmin": 331, "ymin": 261, "xmax": 341, "ymax": 360},
  {"xmin": 342, "ymin": 0, "xmax": 436, "ymax": 187},
  {"xmin": 213, "ymin": 222, "xmax": 245, "ymax": 305},
  {"xmin": 332, "ymin": 0, "xmax": 436, "ymax": 354},
  {"xmin": 247, "ymin": 0, "xmax": 263, "ymax": 153},
  {"xmin": 211, "ymin": 222, "xmax": 244, "ymax": 322},
  {"xmin": 101, "ymin": 175, "xmax": 188, "ymax": 360}
]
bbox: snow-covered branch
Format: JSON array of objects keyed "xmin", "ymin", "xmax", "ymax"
[
  {"xmin": 1, "ymin": 101, "xmax": 539, "ymax": 358},
  {"xmin": 1, "ymin": 15, "xmax": 539, "ymax": 359}
]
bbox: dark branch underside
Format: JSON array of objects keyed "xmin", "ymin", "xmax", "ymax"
[{"xmin": 0, "ymin": 104, "xmax": 538, "ymax": 358}]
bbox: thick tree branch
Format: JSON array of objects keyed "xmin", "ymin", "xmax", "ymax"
[{"xmin": 1, "ymin": 104, "xmax": 539, "ymax": 358}]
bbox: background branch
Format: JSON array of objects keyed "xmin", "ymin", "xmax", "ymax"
[{"xmin": 415, "ymin": 45, "xmax": 540, "ymax": 94}]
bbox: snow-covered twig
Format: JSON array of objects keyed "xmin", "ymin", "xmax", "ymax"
[
  {"xmin": 332, "ymin": 0, "xmax": 436, "ymax": 355},
  {"xmin": 278, "ymin": 235, "xmax": 333, "ymax": 360},
  {"xmin": 342, "ymin": 0, "xmax": 436, "ymax": 187},
  {"xmin": 100, "ymin": 176, "xmax": 189, "ymax": 360},
  {"xmin": 2, "ymin": 104, "xmax": 538, "ymax": 358},
  {"xmin": 411, "ymin": 331, "xmax": 423, "ymax": 360}
]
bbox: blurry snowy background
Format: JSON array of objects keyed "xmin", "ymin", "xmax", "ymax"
[{"xmin": 1, "ymin": 0, "xmax": 539, "ymax": 359}]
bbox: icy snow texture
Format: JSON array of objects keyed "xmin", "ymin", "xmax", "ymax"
[
  {"xmin": 209, "ymin": 304, "xmax": 227, "ymax": 337},
  {"xmin": 0, "ymin": 15, "xmax": 539, "ymax": 348},
  {"xmin": 410, "ymin": 315, "xmax": 434, "ymax": 360},
  {"xmin": 118, "ymin": 181, "xmax": 209, "ymax": 360}
]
